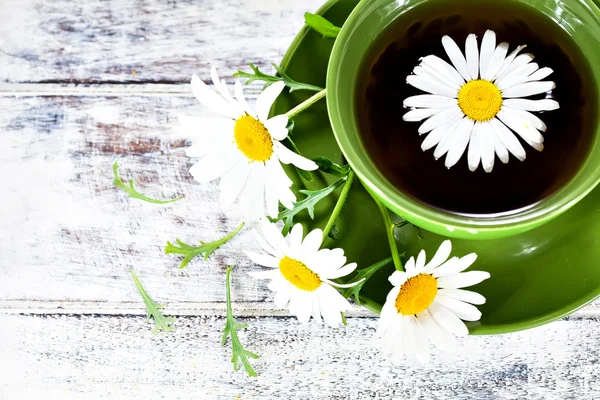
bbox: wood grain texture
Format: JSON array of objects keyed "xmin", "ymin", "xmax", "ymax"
[
  {"xmin": 1, "ymin": 314, "xmax": 599, "ymax": 399},
  {"xmin": 0, "ymin": 94, "xmax": 269, "ymax": 304},
  {"xmin": 0, "ymin": 0, "xmax": 323, "ymax": 84}
]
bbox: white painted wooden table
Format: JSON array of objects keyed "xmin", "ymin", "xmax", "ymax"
[{"xmin": 1, "ymin": 1, "xmax": 599, "ymax": 398}]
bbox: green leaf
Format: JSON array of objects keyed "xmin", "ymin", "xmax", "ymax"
[
  {"xmin": 341, "ymin": 312, "xmax": 347, "ymax": 326},
  {"xmin": 342, "ymin": 258, "xmax": 393, "ymax": 306},
  {"xmin": 222, "ymin": 266, "xmax": 259, "ymax": 377},
  {"xmin": 273, "ymin": 177, "xmax": 346, "ymax": 235},
  {"xmin": 113, "ymin": 161, "xmax": 182, "ymax": 204},
  {"xmin": 233, "ymin": 62, "xmax": 323, "ymax": 93},
  {"xmin": 312, "ymin": 156, "xmax": 351, "ymax": 177},
  {"xmin": 285, "ymin": 136, "xmax": 313, "ymax": 182},
  {"xmin": 130, "ymin": 269, "xmax": 176, "ymax": 333},
  {"xmin": 165, "ymin": 222, "xmax": 244, "ymax": 269},
  {"xmin": 328, "ymin": 224, "xmax": 340, "ymax": 240},
  {"xmin": 304, "ymin": 12, "xmax": 341, "ymax": 38}
]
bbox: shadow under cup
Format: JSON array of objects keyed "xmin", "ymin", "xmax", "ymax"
[{"xmin": 327, "ymin": 0, "xmax": 600, "ymax": 240}]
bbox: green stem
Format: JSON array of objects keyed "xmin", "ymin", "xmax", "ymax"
[
  {"xmin": 373, "ymin": 196, "xmax": 404, "ymax": 272},
  {"xmin": 322, "ymin": 170, "xmax": 355, "ymax": 240},
  {"xmin": 285, "ymin": 89, "xmax": 327, "ymax": 119}
]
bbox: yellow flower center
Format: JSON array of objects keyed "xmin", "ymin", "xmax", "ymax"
[
  {"xmin": 279, "ymin": 256, "xmax": 321, "ymax": 292},
  {"xmin": 458, "ymin": 80, "xmax": 503, "ymax": 122},
  {"xmin": 395, "ymin": 274, "xmax": 438, "ymax": 315},
  {"xmin": 234, "ymin": 115, "xmax": 274, "ymax": 162}
]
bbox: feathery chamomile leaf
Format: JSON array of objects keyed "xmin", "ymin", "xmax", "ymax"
[
  {"xmin": 113, "ymin": 161, "xmax": 182, "ymax": 204},
  {"xmin": 342, "ymin": 258, "xmax": 393, "ymax": 306},
  {"xmin": 222, "ymin": 266, "xmax": 259, "ymax": 377},
  {"xmin": 312, "ymin": 156, "xmax": 350, "ymax": 177},
  {"xmin": 272, "ymin": 177, "xmax": 346, "ymax": 235},
  {"xmin": 234, "ymin": 62, "xmax": 323, "ymax": 92},
  {"xmin": 165, "ymin": 222, "xmax": 245, "ymax": 269},
  {"xmin": 304, "ymin": 12, "xmax": 341, "ymax": 38},
  {"xmin": 131, "ymin": 269, "xmax": 176, "ymax": 333}
]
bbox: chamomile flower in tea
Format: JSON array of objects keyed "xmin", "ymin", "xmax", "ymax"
[
  {"xmin": 404, "ymin": 30, "xmax": 559, "ymax": 172},
  {"xmin": 183, "ymin": 66, "xmax": 318, "ymax": 219},
  {"xmin": 377, "ymin": 240, "xmax": 490, "ymax": 363},
  {"xmin": 246, "ymin": 220, "xmax": 361, "ymax": 327}
]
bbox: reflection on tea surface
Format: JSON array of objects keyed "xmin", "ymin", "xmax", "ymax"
[{"xmin": 358, "ymin": 0, "xmax": 597, "ymax": 216}]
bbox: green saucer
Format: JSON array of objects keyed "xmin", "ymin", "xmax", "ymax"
[{"xmin": 271, "ymin": 0, "xmax": 600, "ymax": 334}]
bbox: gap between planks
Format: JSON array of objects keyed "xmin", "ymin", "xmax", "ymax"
[
  {"xmin": 0, "ymin": 83, "xmax": 263, "ymax": 97},
  {"xmin": 1, "ymin": 300, "xmax": 599, "ymax": 318}
]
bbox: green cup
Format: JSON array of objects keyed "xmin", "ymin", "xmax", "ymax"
[{"xmin": 326, "ymin": 0, "xmax": 600, "ymax": 240}]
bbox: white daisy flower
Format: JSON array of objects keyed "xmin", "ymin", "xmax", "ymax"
[
  {"xmin": 246, "ymin": 220, "xmax": 361, "ymax": 327},
  {"xmin": 404, "ymin": 30, "xmax": 560, "ymax": 172},
  {"xmin": 377, "ymin": 240, "xmax": 490, "ymax": 363},
  {"xmin": 183, "ymin": 66, "xmax": 318, "ymax": 219}
]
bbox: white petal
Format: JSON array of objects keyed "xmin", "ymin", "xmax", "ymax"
[
  {"xmin": 420, "ymin": 55, "xmax": 465, "ymax": 86},
  {"xmin": 418, "ymin": 313, "xmax": 452, "ymax": 351},
  {"xmin": 432, "ymin": 253, "xmax": 477, "ymax": 278},
  {"xmin": 404, "ymin": 257, "xmax": 416, "ymax": 275},
  {"xmin": 421, "ymin": 115, "xmax": 462, "ymax": 151},
  {"xmin": 411, "ymin": 317, "xmax": 431, "ymax": 363},
  {"xmin": 493, "ymin": 130, "xmax": 510, "ymax": 164},
  {"xmin": 479, "ymin": 121, "xmax": 495, "ymax": 173},
  {"xmin": 234, "ymin": 80, "xmax": 255, "ymax": 118},
  {"xmin": 415, "ymin": 250, "xmax": 427, "ymax": 271},
  {"xmin": 244, "ymin": 251, "xmax": 280, "ymax": 268},
  {"xmin": 433, "ymin": 117, "xmax": 467, "ymax": 159},
  {"xmin": 319, "ymin": 285, "xmax": 348, "ymax": 326},
  {"xmin": 502, "ymin": 81, "xmax": 555, "ymax": 98},
  {"xmin": 502, "ymin": 107, "xmax": 547, "ymax": 131},
  {"xmin": 402, "ymin": 316, "xmax": 418, "ymax": 358},
  {"xmin": 274, "ymin": 142, "xmax": 318, "ymax": 171},
  {"xmin": 293, "ymin": 293, "xmax": 313, "ymax": 325},
  {"xmin": 467, "ymin": 122, "xmax": 481, "ymax": 172},
  {"xmin": 494, "ymin": 45, "xmax": 527, "ymax": 81},
  {"xmin": 423, "ymin": 240, "xmax": 452, "ymax": 273},
  {"xmin": 497, "ymin": 62, "xmax": 539, "ymax": 90},
  {"xmin": 502, "ymin": 98, "xmax": 559, "ymax": 112},
  {"xmin": 445, "ymin": 118, "xmax": 475, "ymax": 168},
  {"xmin": 288, "ymin": 223, "xmax": 304, "ymax": 257},
  {"xmin": 437, "ymin": 271, "xmax": 491, "ymax": 289},
  {"xmin": 321, "ymin": 262, "xmax": 357, "ymax": 280},
  {"xmin": 418, "ymin": 106, "xmax": 462, "ymax": 134},
  {"xmin": 302, "ymin": 228, "xmax": 323, "ymax": 255},
  {"xmin": 479, "ymin": 30, "xmax": 496, "ymax": 79},
  {"xmin": 403, "ymin": 95, "xmax": 457, "ymax": 108},
  {"xmin": 191, "ymin": 74, "xmax": 238, "ymax": 119},
  {"xmin": 219, "ymin": 160, "xmax": 250, "ymax": 209},
  {"xmin": 239, "ymin": 164, "xmax": 267, "ymax": 220},
  {"xmin": 403, "ymin": 107, "xmax": 446, "ymax": 122},
  {"xmin": 274, "ymin": 290, "xmax": 290, "ymax": 308},
  {"xmin": 513, "ymin": 67, "xmax": 553, "ymax": 87},
  {"xmin": 389, "ymin": 271, "xmax": 408, "ymax": 287},
  {"xmin": 416, "ymin": 64, "xmax": 461, "ymax": 92},
  {"xmin": 189, "ymin": 152, "xmax": 237, "ymax": 183},
  {"xmin": 264, "ymin": 115, "xmax": 289, "ymax": 141},
  {"xmin": 483, "ymin": 42, "xmax": 509, "ymax": 81},
  {"xmin": 429, "ymin": 302, "xmax": 469, "ymax": 337},
  {"xmin": 264, "ymin": 160, "xmax": 282, "ymax": 218},
  {"xmin": 489, "ymin": 118, "xmax": 527, "ymax": 161},
  {"xmin": 391, "ymin": 317, "xmax": 406, "ymax": 364},
  {"xmin": 260, "ymin": 219, "xmax": 290, "ymax": 255},
  {"xmin": 407, "ymin": 74, "xmax": 458, "ymax": 97},
  {"xmin": 442, "ymin": 35, "xmax": 471, "ymax": 81},
  {"xmin": 254, "ymin": 230, "xmax": 280, "ymax": 258},
  {"xmin": 435, "ymin": 296, "xmax": 482, "ymax": 321},
  {"xmin": 255, "ymin": 81, "xmax": 286, "ymax": 122},
  {"xmin": 495, "ymin": 53, "xmax": 535, "ymax": 82},
  {"xmin": 249, "ymin": 269, "xmax": 280, "ymax": 280},
  {"xmin": 438, "ymin": 288, "xmax": 486, "ymax": 305},
  {"xmin": 497, "ymin": 109, "xmax": 544, "ymax": 151},
  {"xmin": 465, "ymin": 34, "xmax": 479, "ymax": 80},
  {"xmin": 311, "ymin": 296, "xmax": 322, "ymax": 324}
]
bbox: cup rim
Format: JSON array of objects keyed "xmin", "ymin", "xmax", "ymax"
[{"xmin": 326, "ymin": 0, "xmax": 600, "ymax": 240}]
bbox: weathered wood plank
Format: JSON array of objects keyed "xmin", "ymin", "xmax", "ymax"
[
  {"xmin": 1, "ymin": 314, "xmax": 599, "ymax": 399},
  {"xmin": 0, "ymin": 94, "xmax": 267, "ymax": 304},
  {"xmin": 0, "ymin": 0, "xmax": 323, "ymax": 84}
]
